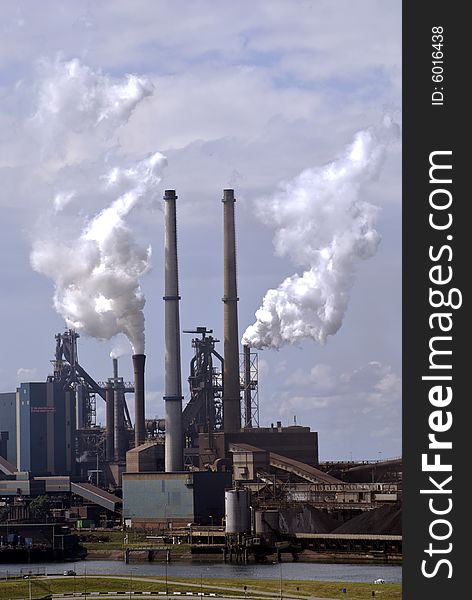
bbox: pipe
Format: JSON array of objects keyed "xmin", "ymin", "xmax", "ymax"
[
  {"xmin": 113, "ymin": 358, "xmax": 118, "ymax": 379},
  {"xmin": 105, "ymin": 381, "xmax": 115, "ymax": 461},
  {"xmin": 132, "ymin": 353, "xmax": 146, "ymax": 447},
  {"xmin": 113, "ymin": 379, "xmax": 125, "ymax": 462},
  {"xmin": 243, "ymin": 344, "xmax": 252, "ymax": 428},
  {"xmin": 222, "ymin": 189, "xmax": 241, "ymax": 433},
  {"xmin": 163, "ymin": 189, "xmax": 183, "ymax": 472}
]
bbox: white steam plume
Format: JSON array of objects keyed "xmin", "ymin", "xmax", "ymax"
[
  {"xmin": 28, "ymin": 58, "xmax": 165, "ymax": 353},
  {"xmin": 242, "ymin": 116, "xmax": 399, "ymax": 349}
]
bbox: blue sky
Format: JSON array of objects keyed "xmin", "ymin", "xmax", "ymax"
[{"xmin": 0, "ymin": 0, "xmax": 401, "ymax": 461}]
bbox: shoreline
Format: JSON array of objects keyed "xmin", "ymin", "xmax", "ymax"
[{"xmin": 84, "ymin": 548, "xmax": 402, "ymax": 565}]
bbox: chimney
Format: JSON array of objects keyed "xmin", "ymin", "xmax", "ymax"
[
  {"xmin": 243, "ymin": 344, "xmax": 252, "ymax": 428},
  {"xmin": 222, "ymin": 189, "xmax": 241, "ymax": 433},
  {"xmin": 113, "ymin": 359, "xmax": 125, "ymax": 462},
  {"xmin": 132, "ymin": 353, "xmax": 146, "ymax": 447},
  {"xmin": 163, "ymin": 190, "xmax": 183, "ymax": 472},
  {"xmin": 113, "ymin": 358, "xmax": 118, "ymax": 379},
  {"xmin": 105, "ymin": 380, "xmax": 115, "ymax": 461}
]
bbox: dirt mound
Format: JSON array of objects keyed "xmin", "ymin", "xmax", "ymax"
[
  {"xmin": 279, "ymin": 505, "xmax": 338, "ymax": 534},
  {"xmin": 332, "ymin": 501, "xmax": 402, "ymax": 535}
]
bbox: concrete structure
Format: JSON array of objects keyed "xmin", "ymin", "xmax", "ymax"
[
  {"xmin": 222, "ymin": 189, "xmax": 241, "ymax": 433},
  {"xmin": 0, "ymin": 472, "xmax": 46, "ymax": 496},
  {"xmin": 34, "ymin": 476, "xmax": 71, "ymax": 493},
  {"xmin": 125, "ymin": 442, "xmax": 164, "ymax": 473},
  {"xmin": 132, "ymin": 353, "xmax": 146, "ymax": 447},
  {"xmin": 232, "ymin": 447, "xmax": 270, "ymax": 481},
  {"xmin": 16, "ymin": 382, "xmax": 75, "ymax": 475},
  {"xmin": 198, "ymin": 425, "xmax": 319, "ymax": 469},
  {"xmin": 0, "ymin": 392, "xmax": 17, "ymax": 465},
  {"xmin": 122, "ymin": 471, "xmax": 231, "ymax": 527},
  {"xmin": 255, "ymin": 510, "xmax": 279, "ymax": 544},
  {"xmin": 163, "ymin": 189, "xmax": 184, "ymax": 472}
]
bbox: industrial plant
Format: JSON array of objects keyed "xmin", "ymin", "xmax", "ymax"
[{"xmin": 0, "ymin": 189, "xmax": 401, "ymax": 563}]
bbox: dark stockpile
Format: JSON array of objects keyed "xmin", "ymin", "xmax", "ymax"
[
  {"xmin": 332, "ymin": 501, "xmax": 402, "ymax": 535},
  {"xmin": 279, "ymin": 505, "xmax": 339, "ymax": 534}
]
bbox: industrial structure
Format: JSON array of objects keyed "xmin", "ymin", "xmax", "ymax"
[{"xmin": 0, "ymin": 188, "xmax": 401, "ymax": 561}]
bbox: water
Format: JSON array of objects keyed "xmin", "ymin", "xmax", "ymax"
[{"xmin": 0, "ymin": 559, "xmax": 402, "ymax": 585}]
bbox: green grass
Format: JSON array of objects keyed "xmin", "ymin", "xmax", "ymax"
[
  {"xmin": 0, "ymin": 575, "xmax": 401, "ymax": 600},
  {"xmin": 77, "ymin": 530, "xmax": 193, "ymax": 555},
  {"xmin": 77, "ymin": 530, "xmax": 154, "ymax": 551}
]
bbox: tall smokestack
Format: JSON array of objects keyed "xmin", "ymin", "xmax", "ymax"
[
  {"xmin": 113, "ymin": 358, "xmax": 118, "ymax": 379},
  {"xmin": 222, "ymin": 189, "xmax": 241, "ymax": 433},
  {"xmin": 105, "ymin": 380, "xmax": 115, "ymax": 461},
  {"xmin": 113, "ymin": 377, "xmax": 125, "ymax": 461},
  {"xmin": 132, "ymin": 353, "xmax": 146, "ymax": 447},
  {"xmin": 243, "ymin": 344, "xmax": 252, "ymax": 428},
  {"xmin": 163, "ymin": 189, "xmax": 183, "ymax": 472}
]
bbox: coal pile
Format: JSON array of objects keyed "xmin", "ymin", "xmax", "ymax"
[
  {"xmin": 333, "ymin": 501, "xmax": 402, "ymax": 535},
  {"xmin": 279, "ymin": 505, "xmax": 338, "ymax": 534}
]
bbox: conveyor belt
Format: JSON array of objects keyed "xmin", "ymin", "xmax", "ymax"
[
  {"xmin": 71, "ymin": 482, "xmax": 122, "ymax": 513},
  {"xmin": 231, "ymin": 443, "xmax": 343, "ymax": 485}
]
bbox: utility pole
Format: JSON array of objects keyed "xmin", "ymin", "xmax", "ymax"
[
  {"xmin": 279, "ymin": 562, "xmax": 283, "ymax": 599},
  {"xmin": 165, "ymin": 554, "xmax": 168, "ymax": 597}
]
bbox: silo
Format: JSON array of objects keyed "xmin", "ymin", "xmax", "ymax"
[{"xmin": 225, "ymin": 489, "xmax": 251, "ymax": 534}]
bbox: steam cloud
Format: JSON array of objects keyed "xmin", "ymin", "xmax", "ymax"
[
  {"xmin": 29, "ymin": 59, "xmax": 165, "ymax": 353},
  {"xmin": 242, "ymin": 117, "xmax": 399, "ymax": 349}
]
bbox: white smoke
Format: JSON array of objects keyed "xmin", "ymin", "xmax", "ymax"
[
  {"xmin": 28, "ymin": 58, "xmax": 165, "ymax": 353},
  {"xmin": 110, "ymin": 338, "xmax": 131, "ymax": 360},
  {"xmin": 31, "ymin": 58, "xmax": 154, "ymax": 163},
  {"xmin": 242, "ymin": 116, "xmax": 399, "ymax": 349}
]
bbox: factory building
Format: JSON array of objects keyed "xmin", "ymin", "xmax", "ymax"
[
  {"xmin": 2, "ymin": 187, "xmax": 391, "ymax": 538},
  {"xmin": 0, "ymin": 392, "xmax": 16, "ymax": 465},
  {"xmin": 198, "ymin": 425, "xmax": 319, "ymax": 469},
  {"xmin": 16, "ymin": 382, "xmax": 76, "ymax": 475},
  {"xmin": 122, "ymin": 471, "xmax": 231, "ymax": 528}
]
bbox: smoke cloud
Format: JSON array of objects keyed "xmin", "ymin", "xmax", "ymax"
[
  {"xmin": 28, "ymin": 58, "xmax": 165, "ymax": 353},
  {"xmin": 242, "ymin": 116, "xmax": 399, "ymax": 349}
]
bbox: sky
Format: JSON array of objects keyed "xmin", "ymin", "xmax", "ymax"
[{"xmin": 0, "ymin": 0, "xmax": 401, "ymax": 461}]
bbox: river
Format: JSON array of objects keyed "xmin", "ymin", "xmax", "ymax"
[{"xmin": 0, "ymin": 559, "xmax": 401, "ymax": 584}]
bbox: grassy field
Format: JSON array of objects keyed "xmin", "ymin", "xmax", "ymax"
[
  {"xmin": 0, "ymin": 575, "xmax": 401, "ymax": 599},
  {"xmin": 77, "ymin": 530, "xmax": 135, "ymax": 550}
]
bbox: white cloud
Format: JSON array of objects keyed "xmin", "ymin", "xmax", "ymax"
[{"xmin": 0, "ymin": 1, "xmax": 401, "ymax": 461}]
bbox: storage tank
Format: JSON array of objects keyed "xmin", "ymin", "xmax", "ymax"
[
  {"xmin": 255, "ymin": 510, "xmax": 280, "ymax": 544},
  {"xmin": 225, "ymin": 489, "xmax": 251, "ymax": 534}
]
